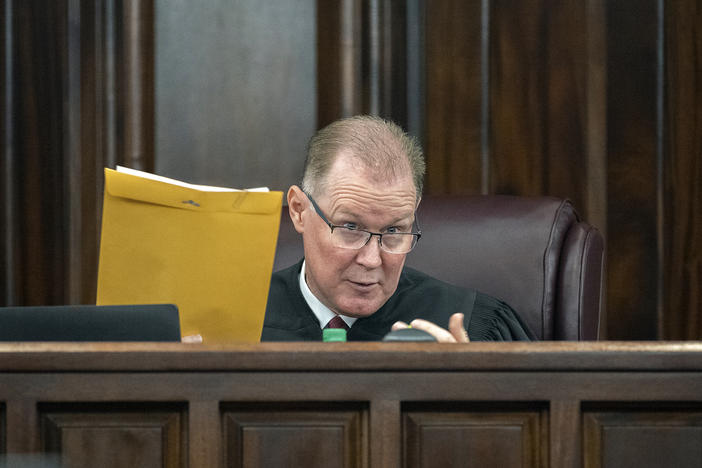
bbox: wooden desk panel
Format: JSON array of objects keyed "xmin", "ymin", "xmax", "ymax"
[{"xmin": 0, "ymin": 342, "xmax": 700, "ymax": 467}]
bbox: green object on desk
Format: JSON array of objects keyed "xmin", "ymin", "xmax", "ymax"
[{"xmin": 323, "ymin": 328, "xmax": 347, "ymax": 342}]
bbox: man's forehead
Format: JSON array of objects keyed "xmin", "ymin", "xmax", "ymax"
[
  {"xmin": 322, "ymin": 177, "xmax": 417, "ymax": 209},
  {"xmin": 322, "ymin": 181, "xmax": 417, "ymax": 225},
  {"xmin": 325, "ymin": 152, "xmax": 415, "ymax": 193}
]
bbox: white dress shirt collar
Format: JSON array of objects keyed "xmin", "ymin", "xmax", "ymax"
[{"xmin": 299, "ymin": 260, "xmax": 357, "ymax": 329}]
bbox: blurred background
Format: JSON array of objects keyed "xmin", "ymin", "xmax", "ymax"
[{"xmin": 1, "ymin": 0, "xmax": 699, "ymax": 340}]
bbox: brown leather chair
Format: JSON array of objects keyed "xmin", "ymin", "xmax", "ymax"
[{"xmin": 272, "ymin": 195, "xmax": 605, "ymax": 340}]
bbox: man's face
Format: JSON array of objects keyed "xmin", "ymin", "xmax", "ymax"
[{"xmin": 296, "ymin": 156, "xmax": 417, "ymax": 318}]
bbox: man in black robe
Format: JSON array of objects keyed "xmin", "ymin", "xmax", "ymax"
[{"xmin": 262, "ymin": 115, "xmax": 534, "ymax": 342}]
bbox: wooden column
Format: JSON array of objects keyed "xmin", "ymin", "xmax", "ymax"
[{"xmin": 0, "ymin": 0, "xmax": 155, "ymax": 307}]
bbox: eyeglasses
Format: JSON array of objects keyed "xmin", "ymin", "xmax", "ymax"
[{"xmin": 305, "ymin": 191, "xmax": 421, "ymax": 254}]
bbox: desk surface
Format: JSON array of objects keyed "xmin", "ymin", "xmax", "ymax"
[
  {"xmin": 1, "ymin": 341, "xmax": 701, "ymax": 468},
  {"xmin": 0, "ymin": 340, "xmax": 701, "ymax": 371}
]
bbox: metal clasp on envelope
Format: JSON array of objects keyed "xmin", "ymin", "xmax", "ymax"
[{"xmin": 182, "ymin": 200, "xmax": 200, "ymax": 207}]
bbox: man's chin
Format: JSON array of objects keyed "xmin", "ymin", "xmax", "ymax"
[{"xmin": 336, "ymin": 299, "xmax": 384, "ymax": 318}]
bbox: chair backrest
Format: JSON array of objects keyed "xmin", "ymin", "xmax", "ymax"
[{"xmin": 272, "ymin": 195, "xmax": 605, "ymax": 340}]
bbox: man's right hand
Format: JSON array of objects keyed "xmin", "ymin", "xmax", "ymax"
[{"xmin": 391, "ymin": 312, "xmax": 470, "ymax": 343}]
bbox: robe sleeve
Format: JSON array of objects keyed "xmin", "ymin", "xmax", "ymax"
[{"xmin": 466, "ymin": 292, "xmax": 537, "ymax": 341}]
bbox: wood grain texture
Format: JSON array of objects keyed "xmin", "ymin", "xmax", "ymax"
[
  {"xmin": 543, "ymin": 0, "xmax": 589, "ymax": 213},
  {"xmin": 583, "ymin": 407, "xmax": 702, "ymax": 468},
  {"xmin": 0, "ymin": 344, "xmax": 701, "ymax": 466},
  {"xmin": 384, "ymin": 0, "xmax": 408, "ymax": 126},
  {"xmin": 188, "ymin": 401, "xmax": 220, "ymax": 468},
  {"xmin": 404, "ymin": 406, "xmax": 544, "ymax": 467},
  {"xmin": 0, "ymin": 342, "xmax": 702, "ymax": 372},
  {"xmin": 1, "ymin": 0, "xmax": 156, "ymax": 307},
  {"xmin": 41, "ymin": 404, "xmax": 185, "ymax": 468},
  {"xmin": 364, "ymin": 0, "xmax": 408, "ymax": 126},
  {"xmin": 5, "ymin": 399, "xmax": 40, "ymax": 453},
  {"xmin": 223, "ymin": 403, "xmax": 366, "ymax": 468},
  {"xmin": 69, "ymin": 0, "xmax": 99, "ymax": 305},
  {"xmin": 122, "ymin": 0, "xmax": 154, "ymax": 173},
  {"xmin": 66, "ymin": 1, "xmax": 107, "ymax": 305},
  {"xmin": 584, "ymin": 0, "xmax": 608, "ymax": 245},
  {"xmin": 317, "ymin": 0, "xmax": 363, "ymax": 127},
  {"xmin": 12, "ymin": 1, "xmax": 68, "ymax": 306},
  {"xmin": 370, "ymin": 399, "xmax": 399, "ymax": 468},
  {"xmin": 424, "ymin": 0, "xmax": 483, "ymax": 195},
  {"xmin": 605, "ymin": 0, "xmax": 660, "ymax": 340},
  {"xmin": 550, "ymin": 400, "xmax": 580, "ymax": 468},
  {"xmin": 489, "ymin": 0, "xmax": 546, "ymax": 196},
  {"xmin": 317, "ymin": 0, "xmax": 408, "ymax": 128},
  {"xmin": 663, "ymin": 1, "xmax": 702, "ymax": 340},
  {"xmin": 421, "ymin": 0, "xmax": 702, "ymax": 339},
  {"xmin": 424, "ymin": 0, "xmax": 605, "ymax": 218}
]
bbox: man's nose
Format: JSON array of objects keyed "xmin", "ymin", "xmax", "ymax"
[{"xmin": 355, "ymin": 234, "xmax": 383, "ymax": 267}]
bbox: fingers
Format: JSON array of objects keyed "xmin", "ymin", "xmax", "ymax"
[
  {"xmin": 406, "ymin": 318, "xmax": 457, "ymax": 343},
  {"xmin": 392, "ymin": 316, "xmax": 469, "ymax": 343},
  {"xmin": 448, "ymin": 313, "xmax": 470, "ymax": 342},
  {"xmin": 391, "ymin": 321, "xmax": 410, "ymax": 331},
  {"xmin": 181, "ymin": 334, "xmax": 203, "ymax": 344}
]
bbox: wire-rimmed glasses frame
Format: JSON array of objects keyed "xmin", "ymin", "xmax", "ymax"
[{"xmin": 304, "ymin": 191, "xmax": 421, "ymax": 254}]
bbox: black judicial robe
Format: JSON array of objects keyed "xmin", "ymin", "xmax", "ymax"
[{"xmin": 261, "ymin": 260, "xmax": 535, "ymax": 342}]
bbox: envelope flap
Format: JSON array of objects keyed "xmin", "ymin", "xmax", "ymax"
[{"xmin": 104, "ymin": 168, "xmax": 282, "ymax": 214}]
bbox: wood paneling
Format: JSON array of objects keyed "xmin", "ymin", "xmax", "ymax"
[
  {"xmin": 223, "ymin": 403, "xmax": 367, "ymax": 468},
  {"xmin": 421, "ymin": 0, "xmax": 700, "ymax": 339},
  {"xmin": 542, "ymin": 0, "xmax": 593, "ymax": 215},
  {"xmin": 424, "ymin": 0, "xmax": 602, "ymax": 204},
  {"xmin": 0, "ymin": 342, "xmax": 701, "ymax": 466},
  {"xmin": 71, "ymin": 0, "xmax": 102, "ymax": 305},
  {"xmin": 584, "ymin": 0, "xmax": 608, "ymax": 253},
  {"xmin": 584, "ymin": 407, "xmax": 702, "ymax": 468},
  {"xmin": 1, "ymin": 0, "xmax": 155, "ymax": 306},
  {"xmin": 664, "ymin": 1, "xmax": 702, "ymax": 340},
  {"xmin": 605, "ymin": 0, "xmax": 660, "ymax": 340},
  {"xmin": 424, "ymin": 1, "xmax": 483, "ymax": 195},
  {"xmin": 122, "ymin": 0, "xmax": 155, "ymax": 173},
  {"xmin": 425, "ymin": 0, "xmax": 606, "ymax": 213},
  {"xmin": 317, "ymin": 0, "xmax": 363, "ymax": 127},
  {"xmin": 404, "ymin": 407, "xmax": 545, "ymax": 467},
  {"xmin": 41, "ymin": 404, "xmax": 184, "ymax": 468},
  {"xmin": 10, "ymin": 0, "xmax": 68, "ymax": 306},
  {"xmin": 317, "ymin": 0, "xmax": 409, "ymax": 128},
  {"xmin": 369, "ymin": 0, "xmax": 409, "ymax": 126},
  {"xmin": 489, "ymin": 0, "xmax": 547, "ymax": 197},
  {"xmin": 550, "ymin": 400, "xmax": 581, "ymax": 468}
]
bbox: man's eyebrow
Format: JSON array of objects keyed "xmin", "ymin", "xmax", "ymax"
[
  {"xmin": 330, "ymin": 210, "xmax": 414, "ymax": 228},
  {"xmin": 330, "ymin": 209, "xmax": 360, "ymax": 220},
  {"xmin": 390, "ymin": 209, "xmax": 417, "ymax": 223},
  {"xmin": 377, "ymin": 215, "xmax": 417, "ymax": 230},
  {"xmin": 386, "ymin": 215, "xmax": 414, "ymax": 225}
]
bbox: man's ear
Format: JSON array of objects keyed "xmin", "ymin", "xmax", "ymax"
[{"xmin": 287, "ymin": 185, "xmax": 307, "ymax": 234}]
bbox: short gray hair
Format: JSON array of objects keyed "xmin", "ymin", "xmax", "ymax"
[{"xmin": 301, "ymin": 115, "xmax": 425, "ymax": 200}]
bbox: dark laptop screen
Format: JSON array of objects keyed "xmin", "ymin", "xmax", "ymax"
[{"xmin": 0, "ymin": 304, "xmax": 181, "ymax": 342}]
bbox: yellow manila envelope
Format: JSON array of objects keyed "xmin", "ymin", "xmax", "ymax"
[{"xmin": 97, "ymin": 167, "xmax": 283, "ymax": 343}]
